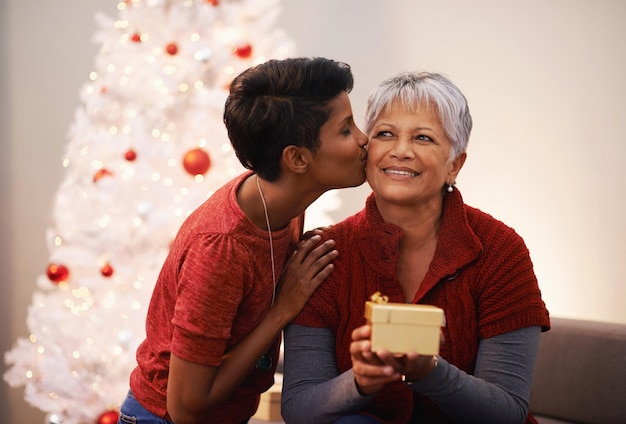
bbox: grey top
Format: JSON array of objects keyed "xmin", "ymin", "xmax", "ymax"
[{"xmin": 281, "ymin": 324, "xmax": 541, "ymax": 424}]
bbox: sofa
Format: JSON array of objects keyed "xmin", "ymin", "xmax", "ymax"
[
  {"xmin": 252, "ymin": 316, "xmax": 626, "ymax": 424},
  {"xmin": 530, "ymin": 316, "xmax": 626, "ymax": 424}
]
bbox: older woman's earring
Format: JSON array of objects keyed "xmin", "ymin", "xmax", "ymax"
[{"xmin": 447, "ymin": 183, "xmax": 454, "ymax": 193}]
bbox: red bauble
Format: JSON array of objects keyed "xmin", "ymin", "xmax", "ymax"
[
  {"xmin": 100, "ymin": 263, "xmax": 114, "ymax": 277},
  {"xmin": 183, "ymin": 148, "xmax": 211, "ymax": 176},
  {"xmin": 96, "ymin": 410, "xmax": 119, "ymax": 424},
  {"xmin": 124, "ymin": 149, "xmax": 137, "ymax": 161},
  {"xmin": 93, "ymin": 168, "xmax": 113, "ymax": 183},
  {"xmin": 131, "ymin": 32, "xmax": 141, "ymax": 43},
  {"xmin": 234, "ymin": 44, "xmax": 252, "ymax": 59},
  {"xmin": 165, "ymin": 42, "xmax": 178, "ymax": 55},
  {"xmin": 47, "ymin": 263, "xmax": 69, "ymax": 284},
  {"xmin": 206, "ymin": 0, "xmax": 219, "ymax": 5}
]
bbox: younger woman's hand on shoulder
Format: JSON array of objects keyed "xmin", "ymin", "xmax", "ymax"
[
  {"xmin": 301, "ymin": 225, "xmax": 332, "ymax": 240},
  {"xmin": 272, "ymin": 235, "xmax": 337, "ymax": 319}
]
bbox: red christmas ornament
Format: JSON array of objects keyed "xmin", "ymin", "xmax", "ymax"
[
  {"xmin": 183, "ymin": 148, "xmax": 211, "ymax": 176},
  {"xmin": 206, "ymin": 0, "xmax": 219, "ymax": 5},
  {"xmin": 47, "ymin": 263, "xmax": 69, "ymax": 284},
  {"xmin": 100, "ymin": 263, "xmax": 114, "ymax": 277},
  {"xmin": 93, "ymin": 168, "xmax": 113, "ymax": 183},
  {"xmin": 131, "ymin": 32, "xmax": 142, "ymax": 43},
  {"xmin": 165, "ymin": 42, "xmax": 178, "ymax": 55},
  {"xmin": 96, "ymin": 410, "xmax": 119, "ymax": 424},
  {"xmin": 100, "ymin": 86, "xmax": 108, "ymax": 94},
  {"xmin": 234, "ymin": 44, "xmax": 252, "ymax": 59},
  {"xmin": 124, "ymin": 149, "xmax": 137, "ymax": 161}
]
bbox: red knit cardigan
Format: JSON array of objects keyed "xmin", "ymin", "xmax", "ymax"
[{"xmin": 293, "ymin": 189, "xmax": 550, "ymax": 423}]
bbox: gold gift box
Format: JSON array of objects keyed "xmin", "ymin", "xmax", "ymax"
[{"xmin": 365, "ymin": 298, "xmax": 444, "ymax": 355}]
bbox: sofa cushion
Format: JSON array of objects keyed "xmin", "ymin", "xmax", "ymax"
[
  {"xmin": 530, "ymin": 317, "xmax": 626, "ymax": 424},
  {"xmin": 535, "ymin": 417, "xmax": 573, "ymax": 424}
]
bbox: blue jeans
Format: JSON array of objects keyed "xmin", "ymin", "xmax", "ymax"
[
  {"xmin": 118, "ymin": 389, "xmax": 250, "ymax": 424},
  {"xmin": 334, "ymin": 415, "xmax": 381, "ymax": 424},
  {"xmin": 118, "ymin": 390, "xmax": 173, "ymax": 424}
]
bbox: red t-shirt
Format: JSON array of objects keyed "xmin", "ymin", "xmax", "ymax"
[{"xmin": 130, "ymin": 172, "xmax": 303, "ymax": 423}]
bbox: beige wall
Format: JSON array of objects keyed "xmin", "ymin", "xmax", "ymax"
[{"xmin": 2, "ymin": 1, "xmax": 625, "ymax": 422}]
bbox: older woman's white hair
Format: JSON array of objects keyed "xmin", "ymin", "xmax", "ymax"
[{"xmin": 364, "ymin": 71, "xmax": 473, "ymax": 162}]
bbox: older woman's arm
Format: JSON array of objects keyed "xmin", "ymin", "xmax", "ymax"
[
  {"xmin": 408, "ymin": 326, "xmax": 541, "ymax": 424},
  {"xmin": 281, "ymin": 324, "xmax": 374, "ymax": 424},
  {"xmin": 283, "ymin": 324, "xmax": 540, "ymax": 424}
]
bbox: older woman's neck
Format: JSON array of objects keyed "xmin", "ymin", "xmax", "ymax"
[{"xmin": 377, "ymin": 198, "xmax": 443, "ymax": 244}]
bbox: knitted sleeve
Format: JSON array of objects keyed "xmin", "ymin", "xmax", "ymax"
[
  {"xmin": 281, "ymin": 325, "xmax": 373, "ymax": 424},
  {"xmin": 472, "ymin": 216, "xmax": 550, "ymax": 339},
  {"xmin": 407, "ymin": 326, "xmax": 542, "ymax": 424}
]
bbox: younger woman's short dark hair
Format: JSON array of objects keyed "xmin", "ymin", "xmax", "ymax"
[{"xmin": 224, "ymin": 57, "xmax": 354, "ymax": 181}]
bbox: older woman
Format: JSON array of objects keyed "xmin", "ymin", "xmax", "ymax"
[{"xmin": 281, "ymin": 72, "xmax": 550, "ymax": 424}]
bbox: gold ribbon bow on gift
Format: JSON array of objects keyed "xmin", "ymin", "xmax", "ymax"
[{"xmin": 370, "ymin": 291, "xmax": 389, "ymax": 304}]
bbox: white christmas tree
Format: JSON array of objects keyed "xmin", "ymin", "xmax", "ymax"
[{"xmin": 4, "ymin": 1, "xmax": 339, "ymax": 423}]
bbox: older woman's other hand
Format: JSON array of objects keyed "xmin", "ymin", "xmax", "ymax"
[
  {"xmin": 350, "ymin": 324, "xmax": 402, "ymax": 396},
  {"xmin": 373, "ymin": 331, "xmax": 442, "ymax": 383},
  {"xmin": 381, "ymin": 351, "xmax": 438, "ymax": 383}
]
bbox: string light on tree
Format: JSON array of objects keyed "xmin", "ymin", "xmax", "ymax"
[
  {"xmin": 194, "ymin": 47, "xmax": 212, "ymax": 63},
  {"xmin": 45, "ymin": 413, "xmax": 63, "ymax": 424}
]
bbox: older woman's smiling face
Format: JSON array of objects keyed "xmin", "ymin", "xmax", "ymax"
[{"xmin": 365, "ymin": 100, "xmax": 465, "ymax": 208}]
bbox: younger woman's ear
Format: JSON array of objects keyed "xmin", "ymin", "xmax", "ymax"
[{"xmin": 282, "ymin": 145, "xmax": 310, "ymax": 174}]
